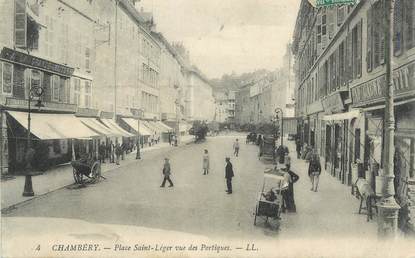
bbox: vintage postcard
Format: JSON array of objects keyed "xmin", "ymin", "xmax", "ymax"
[{"xmin": 1, "ymin": 0, "xmax": 415, "ymax": 257}]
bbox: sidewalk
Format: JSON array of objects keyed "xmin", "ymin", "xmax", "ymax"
[
  {"xmin": 1, "ymin": 136, "xmax": 194, "ymax": 212},
  {"xmin": 281, "ymin": 138, "xmax": 378, "ymax": 238}
]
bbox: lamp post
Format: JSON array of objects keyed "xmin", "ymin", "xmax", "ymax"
[
  {"xmin": 275, "ymin": 108, "xmax": 284, "ymax": 147},
  {"xmin": 377, "ymin": 0, "xmax": 400, "ymax": 238},
  {"xmin": 23, "ymin": 86, "xmax": 44, "ymax": 197},
  {"xmin": 135, "ymin": 109, "xmax": 143, "ymax": 160}
]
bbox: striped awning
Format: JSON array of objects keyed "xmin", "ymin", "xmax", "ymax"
[{"xmin": 8, "ymin": 111, "xmax": 98, "ymax": 140}]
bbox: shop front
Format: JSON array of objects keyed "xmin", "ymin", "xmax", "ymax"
[
  {"xmin": 322, "ymin": 92, "xmax": 350, "ymax": 183},
  {"xmin": 6, "ymin": 111, "xmax": 98, "ymax": 173},
  {"xmin": 0, "ymin": 47, "xmax": 76, "ymax": 174}
]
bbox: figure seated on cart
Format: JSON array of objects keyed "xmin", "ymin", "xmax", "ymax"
[{"xmin": 257, "ymin": 189, "xmax": 279, "ymax": 218}]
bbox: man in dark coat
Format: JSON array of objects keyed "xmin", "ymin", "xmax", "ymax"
[
  {"xmin": 295, "ymin": 137, "xmax": 302, "ymax": 159},
  {"xmin": 99, "ymin": 142, "xmax": 106, "ymax": 163},
  {"xmin": 160, "ymin": 158, "xmax": 174, "ymax": 187},
  {"xmin": 284, "ymin": 164, "xmax": 299, "ymax": 212},
  {"xmin": 225, "ymin": 157, "xmax": 234, "ymax": 194}
]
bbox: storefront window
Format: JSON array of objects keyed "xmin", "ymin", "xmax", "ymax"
[{"xmin": 1, "ymin": 62, "xmax": 13, "ymax": 95}]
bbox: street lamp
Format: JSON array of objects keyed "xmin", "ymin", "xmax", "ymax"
[
  {"xmin": 23, "ymin": 86, "xmax": 44, "ymax": 197},
  {"xmin": 274, "ymin": 108, "xmax": 284, "ymax": 147},
  {"xmin": 377, "ymin": 0, "xmax": 400, "ymax": 238},
  {"xmin": 135, "ymin": 109, "xmax": 143, "ymax": 160}
]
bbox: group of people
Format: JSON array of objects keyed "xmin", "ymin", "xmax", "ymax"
[
  {"xmin": 98, "ymin": 140, "xmax": 135, "ymax": 165},
  {"xmin": 158, "ymin": 134, "xmax": 323, "ymax": 214},
  {"xmin": 159, "ymin": 143, "xmax": 236, "ymax": 195}
]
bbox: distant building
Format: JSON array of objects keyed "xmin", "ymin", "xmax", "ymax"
[{"xmin": 184, "ymin": 68, "xmax": 215, "ymax": 122}]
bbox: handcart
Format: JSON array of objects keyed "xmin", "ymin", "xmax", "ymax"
[
  {"xmin": 71, "ymin": 156, "xmax": 103, "ymax": 184},
  {"xmin": 254, "ymin": 168, "xmax": 288, "ymax": 226},
  {"xmin": 259, "ymin": 135, "xmax": 276, "ymax": 163}
]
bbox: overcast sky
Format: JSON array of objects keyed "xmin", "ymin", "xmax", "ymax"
[{"xmin": 139, "ymin": 0, "xmax": 301, "ymax": 79}]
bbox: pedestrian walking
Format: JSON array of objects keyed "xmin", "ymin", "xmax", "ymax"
[
  {"xmin": 99, "ymin": 142, "xmax": 106, "ymax": 163},
  {"xmin": 202, "ymin": 149, "xmax": 210, "ymax": 175},
  {"xmin": 308, "ymin": 150, "xmax": 321, "ymax": 192},
  {"xmin": 233, "ymin": 139, "xmax": 240, "ymax": 157},
  {"xmin": 109, "ymin": 141, "xmax": 115, "ymax": 163},
  {"xmin": 160, "ymin": 158, "xmax": 174, "ymax": 187},
  {"xmin": 121, "ymin": 141, "xmax": 126, "ymax": 160},
  {"xmin": 284, "ymin": 164, "xmax": 299, "ymax": 212},
  {"xmin": 115, "ymin": 142, "xmax": 122, "ymax": 165},
  {"xmin": 295, "ymin": 137, "xmax": 301, "ymax": 159},
  {"xmin": 225, "ymin": 157, "xmax": 234, "ymax": 194}
]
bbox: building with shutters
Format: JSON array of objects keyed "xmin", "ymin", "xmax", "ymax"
[
  {"xmin": 0, "ymin": 0, "xmax": 97, "ymax": 174},
  {"xmin": 293, "ymin": 0, "xmax": 415, "ymax": 232},
  {"xmin": 0, "ymin": 0, "xmax": 199, "ymax": 175}
]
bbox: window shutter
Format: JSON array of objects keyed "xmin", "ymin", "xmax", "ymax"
[
  {"xmin": 379, "ymin": 1, "xmax": 386, "ymax": 65},
  {"xmin": 14, "ymin": 0, "xmax": 27, "ymax": 48},
  {"xmin": 13, "ymin": 66, "xmax": 25, "ymax": 99},
  {"xmin": 43, "ymin": 73, "xmax": 51, "ymax": 102},
  {"xmin": 357, "ymin": 20, "xmax": 362, "ymax": 78},
  {"xmin": 59, "ymin": 77, "xmax": 66, "ymax": 102},
  {"xmin": 367, "ymin": 8, "xmax": 373, "ymax": 72},
  {"xmin": 405, "ymin": 0, "xmax": 415, "ymax": 50},
  {"xmin": 346, "ymin": 33, "xmax": 353, "ymax": 82},
  {"xmin": 394, "ymin": 0, "xmax": 403, "ymax": 56},
  {"xmin": 66, "ymin": 79, "xmax": 70, "ymax": 103}
]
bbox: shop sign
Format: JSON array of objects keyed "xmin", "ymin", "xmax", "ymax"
[
  {"xmin": 306, "ymin": 101, "xmax": 324, "ymax": 115},
  {"xmin": 76, "ymin": 108, "xmax": 100, "ymax": 118},
  {"xmin": 0, "ymin": 47, "xmax": 74, "ymax": 77},
  {"xmin": 100, "ymin": 111, "xmax": 114, "ymax": 119},
  {"xmin": 351, "ymin": 62, "xmax": 415, "ymax": 106},
  {"xmin": 315, "ymin": 0, "xmax": 356, "ymax": 7},
  {"xmin": 322, "ymin": 93, "xmax": 344, "ymax": 114}
]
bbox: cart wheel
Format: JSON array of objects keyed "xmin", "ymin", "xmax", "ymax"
[
  {"xmin": 73, "ymin": 168, "xmax": 83, "ymax": 184},
  {"xmin": 91, "ymin": 162, "xmax": 101, "ymax": 182}
]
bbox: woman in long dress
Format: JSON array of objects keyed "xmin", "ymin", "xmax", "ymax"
[{"xmin": 203, "ymin": 149, "xmax": 210, "ymax": 175}]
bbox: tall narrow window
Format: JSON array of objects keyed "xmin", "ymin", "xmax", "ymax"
[
  {"xmin": 2, "ymin": 63, "xmax": 13, "ymax": 95},
  {"xmin": 73, "ymin": 78, "xmax": 81, "ymax": 105},
  {"xmin": 394, "ymin": 0, "xmax": 403, "ymax": 56},
  {"xmin": 14, "ymin": 0, "xmax": 27, "ymax": 48},
  {"xmin": 59, "ymin": 77, "xmax": 66, "ymax": 102},
  {"xmin": 51, "ymin": 75, "xmax": 60, "ymax": 101},
  {"xmin": 405, "ymin": 0, "xmax": 415, "ymax": 50},
  {"xmin": 367, "ymin": 8, "xmax": 373, "ymax": 72},
  {"xmin": 84, "ymin": 81, "xmax": 91, "ymax": 108}
]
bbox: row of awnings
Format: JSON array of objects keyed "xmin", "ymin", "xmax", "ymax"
[
  {"xmin": 121, "ymin": 118, "xmax": 173, "ymax": 136},
  {"xmin": 7, "ymin": 111, "xmax": 172, "ymax": 140}
]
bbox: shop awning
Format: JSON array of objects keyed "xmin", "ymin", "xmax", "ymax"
[
  {"xmin": 141, "ymin": 121, "xmax": 157, "ymax": 134},
  {"xmin": 8, "ymin": 111, "xmax": 99, "ymax": 140},
  {"xmin": 79, "ymin": 118, "xmax": 115, "ymax": 136},
  {"xmin": 121, "ymin": 118, "xmax": 152, "ymax": 136},
  {"xmin": 100, "ymin": 119, "xmax": 135, "ymax": 137},
  {"xmin": 156, "ymin": 121, "xmax": 173, "ymax": 132},
  {"xmin": 322, "ymin": 110, "xmax": 360, "ymax": 121},
  {"xmin": 147, "ymin": 121, "xmax": 172, "ymax": 133}
]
